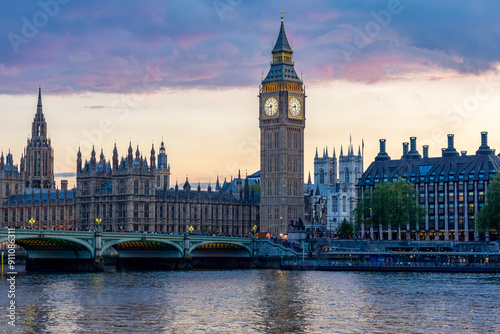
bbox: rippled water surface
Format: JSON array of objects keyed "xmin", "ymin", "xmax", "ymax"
[{"xmin": 1, "ymin": 269, "xmax": 500, "ymax": 333}]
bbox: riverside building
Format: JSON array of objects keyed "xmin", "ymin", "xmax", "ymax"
[{"xmin": 358, "ymin": 134, "xmax": 500, "ymax": 241}]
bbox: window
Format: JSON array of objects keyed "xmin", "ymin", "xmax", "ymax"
[
  {"xmin": 144, "ymin": 204, "xmax": 149, "ymax": 218},
  {"xmin": 134, "ymin": 180, "xmax": 139, "ymax": 195},
  {"xmin": 332, "ymin": 196, "xmax": 338, "ymax": 212},
  {"xmin": 60, "ymin": 208, "xmax": 64, "ymax": 221},
  {"xmin": 119, "ymin": 181, "xmax": 125, "ymax": 194},
  {"xmin": 145, "ymin": 181, "xmax": 149, "ymax": 195},
  {"xmin": 134, "ymin": 203, "xmax": 139, "ymax": 218}
]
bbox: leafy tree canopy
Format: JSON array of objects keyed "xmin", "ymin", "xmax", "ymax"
[
  {"xmin": 336, "ymin": 218, "xmax": 354, "ymax": 238},
  {"xmin": 354, "ymin": 177, "xmax": 425, "ymax": 229},
  {"xmin": 477, "ymin": 172, "xmax": 500, "ymax": 231}
]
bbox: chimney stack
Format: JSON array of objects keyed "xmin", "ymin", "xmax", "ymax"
[
  {"xmin": 443, "ymin": 134, "xmax": 459, "ymax": 157},
  {"xmin": 423, "ymin": 145, "xmax": 429, "ymax": 159},
  {"xmin": 375, "ymin": 139, "xmax": 390, "ymax": 161},
  {"xmin": 402, "ymin": 142, "xmax": 409, "ymax": 156},
  {"xmin": 476, "ymin": 131, "xmax": 492, "ymax": 156},
  {"xmin": 481, "ymin": 131, "xmax": 488, "ymax": 147},
  {"xmin": 448, "ymin": 134, "xmax": 454, "ymax": 149},
  {"xmin": 410, "ymin": 137, "xmax": 417, "ymax": 152},
  {"xmin": 380, "ymin": 139, "xmax": 386, "ymax": 153}
]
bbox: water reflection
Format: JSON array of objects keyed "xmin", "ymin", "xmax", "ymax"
[
  {"xmin": 2, "ymin": 270, "xmax": 500, "ymax": 333},
  {"xmin": 253, "ymin": 270, "xmax": 311, "ymax": 333}
]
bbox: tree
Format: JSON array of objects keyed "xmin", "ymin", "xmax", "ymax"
[
  {"xmin": 336, "ymin": 218, "xmax": 354, "ymax": 238},
  {"xmin": 355, "ymin": 178, "xmax": 425, "ymax": 234},
  {"xmin": 477, "ymin": 172, "xmax": 500, "ymax": 231}
]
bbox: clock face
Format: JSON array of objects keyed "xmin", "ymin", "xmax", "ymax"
[
  {"xmin": 264, "ymin": 97, "xmax": 278, "ymax": 116},
  {"xmin": 289, "ymin": 97, "xmax": 301, "ymax": 116}
]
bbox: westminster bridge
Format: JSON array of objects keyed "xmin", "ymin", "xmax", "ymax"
[{"xmin": 0, "ymin": 229, "xmax": 299, "ymax": 271}]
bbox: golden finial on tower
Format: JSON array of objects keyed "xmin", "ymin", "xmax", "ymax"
[{"xmin": 281, "ymin": 7, "xmax": 284, "ymax": 21}]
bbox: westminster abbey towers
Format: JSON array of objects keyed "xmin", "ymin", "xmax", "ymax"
[{"xmin": 259, "ymin": 13, "xmax": 305, "ymax": 235}]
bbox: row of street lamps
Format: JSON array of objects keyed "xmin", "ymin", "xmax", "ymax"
[{"xmin": 21, "ymin": 219, "xmax": 259, "ymax": 237}]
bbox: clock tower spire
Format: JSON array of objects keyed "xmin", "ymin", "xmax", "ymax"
[{"xmin": 259, "ymin": 11, "xmax": 305, "ymax": 236}]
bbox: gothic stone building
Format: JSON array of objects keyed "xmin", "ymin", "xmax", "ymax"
[
  {"xmin": 259, "ymin": 12, "xmax": 305, "ymax": 236},
  {"xmin": 1, "ymin": 88, "xmax": 260, "ymax": 235},
  {"xmin": 76, "ymin": 144, "xmax": 259, "ymax": 235},
  {"xmin": 0, "ymin": 87, "xmax": 74, "ymax": 229},
  {"xmin": 306, "ymin": 140, "xmax": 364, "ymax": 232},
  {"xmin": 358, "ymin": 133, "xmax": 500, "ymax": 241},
  {"xmin": 0, "ymin": 86, "xmax": 55, "ymax": 204}
]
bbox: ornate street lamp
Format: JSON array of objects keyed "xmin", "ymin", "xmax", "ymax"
[
  {"xmin": 95, "ymin": 218, "xmax": 102, "ymax": 231},
  {"xmin": 29, "ymin": 218, "xmax": 35, "ymax": 229},
  {"xmin": 189, "ymin": 225, "xmax": 194, "ymax": 234}
]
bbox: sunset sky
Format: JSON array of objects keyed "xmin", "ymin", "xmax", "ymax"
[{"xmin": 1, "ymin": 0, "xmax": 500, "ymax": 188}]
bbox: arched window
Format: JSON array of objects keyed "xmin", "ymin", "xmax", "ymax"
[
  {"xmin": 345, "ymin": 168, "xmax": 350, "ymax": 183},
  {"xmin": 144, "ymin": 181, "xmax": 149, "ymax": 195},
  {"xmin": 319, "ymin": 168, "xmax": 325, "ymax": 184},
  {"xmin": 134, "ymin": 180, "xmax": 139, "ymax": 195}
]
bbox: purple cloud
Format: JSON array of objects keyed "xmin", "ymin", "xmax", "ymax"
[{"xmin": 0, "ymin": 0, "xmax": 499, "ymax": 94}]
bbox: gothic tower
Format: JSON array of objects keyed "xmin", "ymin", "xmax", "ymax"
[
  {"xmin": 259, "ymin": 11, "xmax": 305, "ymax": 235},
  {"xmin": 24, "ymin": 86, "xmax": 55, "ymax": 189}
]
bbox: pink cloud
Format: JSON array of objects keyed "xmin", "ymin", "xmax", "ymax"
[
  {"xmin": 306, "ymin": 11, "xmax": 339, "ymax": 22},
  {"xmin": 176, "ymin": 33, "xmax": 214, "ymax": 51}
]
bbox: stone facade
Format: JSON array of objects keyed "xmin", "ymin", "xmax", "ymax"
[
  {"xmin": 0, "ymin": 87, "xmax": 67, "ymax": 229},
  {"xmin": 0, "ymin": 87, "xmax": 55, "ymax": 205},
  {"xmin": 306, "ymin": 140, "xmax": 363, "ymax": 232},
  {"xmin": 259, "ymin": 13, "xmax": 305, "ymax": 236},
  {"xmin": 76, "ymin": 144, "xmax": 260, "ymax": 234}
]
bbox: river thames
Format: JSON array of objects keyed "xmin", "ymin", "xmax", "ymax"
[{"xmin": 2, "ymin": 269, "xmax": 499, "ymax": 333}]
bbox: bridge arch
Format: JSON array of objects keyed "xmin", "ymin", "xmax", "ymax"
[
  {"xmin": 190, "ymin": 241, "xmax": 253, "ymax": 257},
  {"xmin": 102, "ymin": 238, "xmax": 184, "ymax": 257},
  {"xmin": 0, "ymin": 234, "xmax": 94, "ymax": 258}
]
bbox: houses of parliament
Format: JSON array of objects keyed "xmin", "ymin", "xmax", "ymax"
[{"xmin": 0, "ymin": 86, "xmax": 260, "ymax": 235}]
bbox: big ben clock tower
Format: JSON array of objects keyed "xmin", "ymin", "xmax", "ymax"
[{"xmin": 259, "ymin": 11, "xmax": 305, "ymax": 236}]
